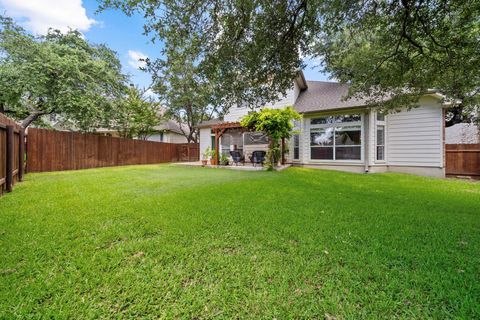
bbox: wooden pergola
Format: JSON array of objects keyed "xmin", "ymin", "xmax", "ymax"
[
  {"xmin": 211, "ymin": 121, "xmax": 286, "ymax": 165},
  {"xmin": 211, "ymin": 122, "xmax": 245, "ymax": 164}
]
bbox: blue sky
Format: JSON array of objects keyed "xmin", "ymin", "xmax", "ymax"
[{"xmin": 0, "ymin": 0, "xmax": 330, "ymax": 90}]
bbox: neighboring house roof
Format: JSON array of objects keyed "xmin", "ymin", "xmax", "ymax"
[
  {"xmin": 445, "ymin": 123, "xmax": 480, "ymax": 144},
  {"xmin": 153, "ymin": 119, "xmax": 187, "ymax": 135},
  {"xmin": 196, "ymin": 118, "xmax": 224, "ymax": 128},
  {"xmin": 294, "ymin": 81, "xmax": 370, "ymax": 113},
  {"xmin": 93, "ymin": 119, "xmax": 188, "ymax": 136}
]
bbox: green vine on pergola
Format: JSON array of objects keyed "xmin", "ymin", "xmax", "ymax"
[{"xmin": 240, "ymin": 106, "xmax": 301, "ymax": 169}]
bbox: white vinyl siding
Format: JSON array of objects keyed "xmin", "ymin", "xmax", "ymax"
[
  {"xmin": 148, "ymin": 133, "xmax": 164, "ymax": 142},
  {"xmin": 223, "ymin": 104, "xmax": 250, "ymax": 122},
  {"xmin": 386, "ymin": 98, "xmax": 443, "ymax": 167},
  {"xmin": 223, "ymin": 85, "xmax": 297, "ymax": 122},
  {"xmin": 265, "ymin": 87, "xmax": 296, "ymax": 109},
  {"xmin": 147, "ymin": 132, "xmax": 187, "ymax": 143},
  {"xmin": 166, "ymin": 132, "xmax": 189, "ymax": 143},
  {"xmin": 199, "ymin": 128, "xmax": 212, "ymax": 158}
]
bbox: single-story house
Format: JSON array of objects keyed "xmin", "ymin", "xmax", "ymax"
[
  {"xmin": 147, "ymin": 120, "xmax": 189, "ymax": 143},
  {"xmin": 48, "ymin": 108, "xmax": 189, "ymax": 143},
  {"xmin": 198, "ymin": 71, "xmax": 450, "ymax": 177},
  {"xmin": 92, "ymin": 119, "xmax": 189, "ymax": 143}
]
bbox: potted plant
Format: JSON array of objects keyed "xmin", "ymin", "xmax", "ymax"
[
  {"xmin": 201, "ymin": 147, "xmax": 210, "ymax": 166},
  {"xmin": 209, "ymin": 149, "xmax": 217, "ymax": 165},
  {"xmin": 219, "ymin": 153, "xmax": 229, "ymax": 166}
]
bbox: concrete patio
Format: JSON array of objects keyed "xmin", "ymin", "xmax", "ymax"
[{"xmin": 177, "ymin": 161, "xmax": 291, "ymax": 171}]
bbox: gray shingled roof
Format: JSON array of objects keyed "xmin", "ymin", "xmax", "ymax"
[
  {"xmin": 196, "ymin": 118, "xmax": 224, "ymax": 128},
  {"xmin": 153, "ymin": 119, "xmax": 187, "ymax": 135},
  {"xmin": 294, "ymin": 81, "xmax": 369, "ymax": 113}
]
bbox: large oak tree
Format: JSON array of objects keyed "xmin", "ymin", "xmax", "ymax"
[
  {"xmin": 100, "ymin": 0, "xmax": 479, "ymax": 124},
  {"xmin": 148, "ymin": 44, "xmax": 218, "ymax": 143},
  {"xmin": 0, "ymin": 16, "xmax": 127, "ymax": 130}
]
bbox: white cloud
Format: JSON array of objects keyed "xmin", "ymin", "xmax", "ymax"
[
  {"xmin": 127, "ymin": 50, "xmax": 148, "ymax": 69},
  {"xmin": 0, "ymin": 0, "xmax": 96, "ymax": 35},
  {"xmin": 143, "ymin": 88, "xmax": 156, "ymax": 99},
  {"xmin": 141, "ymin": 88, "xmax": 159, "ymax": 102}
]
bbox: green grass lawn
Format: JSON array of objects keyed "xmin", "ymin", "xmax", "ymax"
[{"xmin": 1, "ymin": 165, "xmax": 479, "ymax": 319}]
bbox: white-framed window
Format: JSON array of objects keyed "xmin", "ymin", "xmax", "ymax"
[
  {"xmin": 244, "ymin": 132, "xmax": 269, "ymax": 145},
  {"xmin": 293, "ymin": 134, "xmax": 300, "ymax": 160},
  {"xmin": 376, "ymin": 111, "xmax": 386, "ymax": 161},
  {"xmin": 310, "ymin": 114, "xmax": 363, "ymax": 161}
]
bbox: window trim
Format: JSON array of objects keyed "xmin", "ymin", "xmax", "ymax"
[
  {"xmin": 308, "ymin": 113, "xmax": 364, "ymax": 163},
  {"xmin": 375, "ymin": 111, "xmax": 387, "ymax": 163}
]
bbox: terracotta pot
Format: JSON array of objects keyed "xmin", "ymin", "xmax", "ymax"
[
  {"xmin": 210, "ymin": 159, "xmax": 217, "ymax": 165},
  {"xmin": 201, "ymin": 160, "xmax": 208, "ymax": 166}
]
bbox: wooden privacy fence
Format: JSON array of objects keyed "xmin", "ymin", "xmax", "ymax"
[
  {"xmin": 446, "ymin": 144, "xmax": 480, "ymax": 179},
  {"xmin": 0, "ymin": 114, "xmax": 25, "ymax": 195},
  {"xmin": 26, "ymin": 128, "xmax": 199, "ymax": 173}
]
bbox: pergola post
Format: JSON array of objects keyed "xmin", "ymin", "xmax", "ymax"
[
  {"xmin": 281, "ymin": 137, "xmax": 286, "ymax": 165},
  {"xmin": 214, "ymin": 129, "xmax": 224, "ymax": 165}
]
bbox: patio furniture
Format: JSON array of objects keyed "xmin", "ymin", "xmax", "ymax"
[
  {"xmin": 250, "ymin": 150, "xmax": 266, "ymax": 166},
  {"xmin": 229, "ymin": 150, "xmax": 245, "ymax": 166}
]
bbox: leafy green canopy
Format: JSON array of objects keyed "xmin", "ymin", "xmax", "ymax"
[
  {"xmin": 0, "ymin": 16, "xmax": 127, "ymax": 130},
  {"xmin": 109, "ymin": 86, "xmax": 160, "ymax": 139},
  {"xmin": 240, "ymin": 106, "xmax": 301, "ymax": 140},
  {"xmin": 100, "ymin": 0, "xmax": 316, "ymax": 111},
  {"xmin": 151, "ymin": 47, "xmax": 217, "ymax": 143},
  {"xmin": 100, "ymin": 0, "xmax": 479, "ymax": 123}
]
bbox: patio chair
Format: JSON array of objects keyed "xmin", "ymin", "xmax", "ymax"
[
  {"xmin": 229, "ymin": 150, "xmax": 245, "ymax": 166},
  {"xmin": 249, "ymin": 150, "xmax": 266, "ymax": 167}
]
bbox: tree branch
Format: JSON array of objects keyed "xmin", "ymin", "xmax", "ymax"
[{"xmin": 21, "ymin": 110, "xmax": 47, "ymax": 128}]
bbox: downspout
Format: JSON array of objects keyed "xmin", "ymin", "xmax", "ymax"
[{"xmin": 364, "ymin": 110, "xmax": 370, "ymax": 173}]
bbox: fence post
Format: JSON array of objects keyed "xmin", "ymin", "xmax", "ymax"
[
  {"xmin": 6, "ymin": 125, "xmax": 14, "ymax": 192},
  {"xmin": 18, "ymin": 129, "xmax": 25, "ymax": 181}
]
